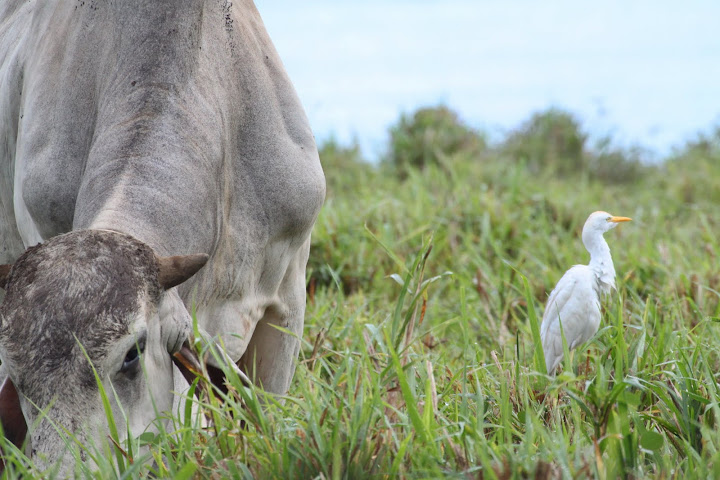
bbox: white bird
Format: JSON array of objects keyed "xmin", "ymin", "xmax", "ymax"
[{"xmin": 540, "ymin": 211, "xmax": 631, "ymax": 375}]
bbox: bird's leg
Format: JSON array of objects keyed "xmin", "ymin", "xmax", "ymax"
[{"xmin": 584, "ymin": 349, "xmax": 590, "ymax": 376}]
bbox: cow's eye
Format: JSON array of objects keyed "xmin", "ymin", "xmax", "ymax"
[{"xmin": 121, "ymin": 339, "xmax": 145, "ymax": 374}]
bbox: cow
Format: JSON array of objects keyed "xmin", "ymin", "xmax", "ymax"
[{"xmin": 0, "ymin": 0, "xmax": 325, "ymax": 473}]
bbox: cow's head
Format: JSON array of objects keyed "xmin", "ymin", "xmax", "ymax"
[{"xmin": 0, "ymin": 230, "xmax": 207, "ymax": 472}]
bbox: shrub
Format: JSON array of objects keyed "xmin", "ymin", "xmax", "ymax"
[
  {"xmin": 318, "ymin": 137, "xmax": 375, "ymax": 197},
  {"xmin": 586, "ymin": 140, "xmax": 649, "ymax": 184},
  {"xmin": 503, "ymin": 108, "xmax": 648, "ymax": 183},
  {"xmin": 502, "ymin": 108, "xmax": 587, "ymax": 176},
  {"xmin": 384, "ymin": 105, "xmax": 485, "ymax": 178},
  {"xmin": 656, "ymin": 126, "xmax": 720, "ymax": 204}
]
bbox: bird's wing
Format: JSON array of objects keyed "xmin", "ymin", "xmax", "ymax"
[
  {"xmin": 541, "ymin": 266, "xmax": 585, "ymax": 337},
  {"xmin": 540, "ymin": 265, "xmax": 601, "ymax": 373}
]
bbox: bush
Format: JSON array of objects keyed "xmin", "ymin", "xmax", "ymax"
[
  {"xmin": 502, "ymin": 108, "xmax": 648, "ymax": 183},
  {"xmin": 586, "ymin": 139, "xmax": 649, "ymax": 184},
  {"xmin": 318, "ymin": 138, "xmax": 375, "ymax": 197},
  {"xmin": 502, "ymin": 108, "xmax": 587, "ymax": 176},
  {"xmin": 656, "ymin": 126, "xmax": 720, "ymax": 204},
  {"xmin": 384, "ymin": 105, "xmax": 485, "ymax": 178}
]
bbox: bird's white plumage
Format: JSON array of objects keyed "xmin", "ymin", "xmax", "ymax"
[
  {"xmin": 541, "ymin": 265, "xmax": 602, "ymax": 374},
  {"xmin": 539, "ymin": 211, "xmax": 630, "ymax": 375}
]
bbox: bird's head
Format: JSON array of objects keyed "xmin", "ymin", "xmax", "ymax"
[{"xmin": 583, "ymin": 211, "xmax": 632, "ymax": 237}]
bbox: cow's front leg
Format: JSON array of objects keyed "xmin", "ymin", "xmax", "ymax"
[
  {"xmin": 238, "ymin": 241, "xmax": 310, "ymax": 396},
  {"xmin": 0, "ymin": 198, "xmax": 26, "ymax": 303}
]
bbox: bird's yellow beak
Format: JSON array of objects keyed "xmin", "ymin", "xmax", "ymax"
[{"xmin": 609, "ymin": 216, "xmax": 632, "ymax": 223}]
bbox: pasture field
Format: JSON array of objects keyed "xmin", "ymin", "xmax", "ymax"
[{"xmin": 3, "ymin": 110, "xmax": 720, "ymax": 479}]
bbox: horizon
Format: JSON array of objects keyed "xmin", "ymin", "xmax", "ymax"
[{"xmin": 256, "ymin": 0, "xmax": 720, "ymax": 161}]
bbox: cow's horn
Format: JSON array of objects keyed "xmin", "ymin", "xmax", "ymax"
[
  {"xmin": 157, "ymin": 254, "xmax": 209, "ymax": 290},
  {"xmin": 0, "ymin": 264, "xmax": 11, "ymax": 290}
]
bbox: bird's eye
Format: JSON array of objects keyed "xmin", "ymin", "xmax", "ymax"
[{"xmin": 120, "ymin": 339, "xmax": 145, "ymax": 374}]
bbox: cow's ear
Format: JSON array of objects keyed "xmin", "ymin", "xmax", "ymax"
[
  {"xmin": 157, "ymin": 254, "xmax": 209, "ymax": 290},
  {"xmin": 0, "ymin": 265, "xmax": 11, "ymax": 290}
]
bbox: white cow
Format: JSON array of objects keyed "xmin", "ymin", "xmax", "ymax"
[{"xmin": 0, "ymin": 0, "xmax": 325, "ymax": 471}]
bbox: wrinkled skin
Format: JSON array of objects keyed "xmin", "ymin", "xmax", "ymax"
[{"xmin": 0, "ymin": 0, "xmax": 325, "ymax": 472}]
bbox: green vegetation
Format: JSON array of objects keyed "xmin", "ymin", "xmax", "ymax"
[
  {"xmin": 501, "ymin": 108, "xmax": 647, "ymax": 184},
  {"xmin": 383, "ymin": 106, "xmax": 486, "ymax": 178},
  {"xmin": 4, "ymin": 107, "xmax": 720, "ymax": 478}
]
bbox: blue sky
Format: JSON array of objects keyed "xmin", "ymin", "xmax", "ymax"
[{"xmin": 256, "ymin": 1, "xmax": 720, "ymax": 160}]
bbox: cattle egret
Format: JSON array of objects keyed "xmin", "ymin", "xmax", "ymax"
[{"xmin": 540, "ymin": 211, "xmax": 631, "ymax": 375}]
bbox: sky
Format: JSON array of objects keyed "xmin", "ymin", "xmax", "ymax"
[{"xmin": 255, "ymin": 1, "xmax": 720, "ymax": 161}]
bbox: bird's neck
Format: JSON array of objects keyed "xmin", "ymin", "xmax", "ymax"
[{"xmin": 584, "ymin": 233, "xmax": 616, "ymax": 293}]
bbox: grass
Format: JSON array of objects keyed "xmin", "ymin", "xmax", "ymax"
[{"xmin": 4, "ymin": 116, "xmax": 720, "ymax": 478}]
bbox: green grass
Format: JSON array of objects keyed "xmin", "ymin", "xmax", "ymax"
[{"xmin": 5, "ymin": 117, "xmax": 720, "ymax": 478}]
